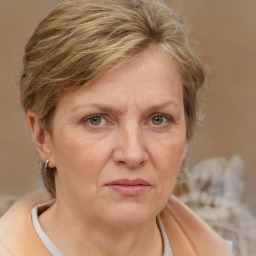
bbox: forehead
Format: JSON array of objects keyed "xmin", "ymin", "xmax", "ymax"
[
  {"xmin": 85, "ymin": 47, "xmax": 180, "ymax": 93},
  {"xmin": 56, "ymin": 47, "xmax": 183, "ymax": 112}
]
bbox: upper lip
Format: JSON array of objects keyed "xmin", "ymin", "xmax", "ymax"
[{"xmin": 106, "ymin": 179, "xmax": 150, "ymax": 186}]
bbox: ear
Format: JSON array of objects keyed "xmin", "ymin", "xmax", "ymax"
[{"xmin": 27, "ymin": 110, "xmax": 56, "ymax": 168}]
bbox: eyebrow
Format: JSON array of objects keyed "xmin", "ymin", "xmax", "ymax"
[
  {"xmin": 71, "ymin": 103, "xmax": 121, "ymax": 114},
  {"xmin": 143, "ymin": 101, "xmax": 180, "ymax": 113},
  {"xmin": 71, "ymin": 101, "xmax": 180, "ymax": 114}
]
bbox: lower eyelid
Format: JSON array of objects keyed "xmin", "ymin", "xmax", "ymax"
[
  {"xmin": 144, "ymin": 115, "xmax": 170, "ymax": 126},
  {"xmin": 83, "ymin": 115, "xmax": 115, "ymax": 128},
  {"xmin": 82, "ymin": 114, "xmax": 173, "ymax": 126}
]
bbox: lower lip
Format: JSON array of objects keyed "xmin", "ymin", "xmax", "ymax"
[{"xmin": 106, "ymin": 185, "xmax": 150, "ymax": 196}]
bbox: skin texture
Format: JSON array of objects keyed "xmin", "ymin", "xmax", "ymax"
[{"xmin": 27, "ymin": 46, "xmax": 188, "ymax": 255}]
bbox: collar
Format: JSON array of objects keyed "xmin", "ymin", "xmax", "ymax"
[{"xmin": 0, "ymin": 191, "xmax": 232, "ymax": 256}]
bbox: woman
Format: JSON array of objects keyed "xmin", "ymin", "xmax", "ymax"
[{"xmin": 0, "ymin": 0, "xmax": 233, "ymax": 255}]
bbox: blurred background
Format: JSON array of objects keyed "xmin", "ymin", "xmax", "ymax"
[{"xmin": 0, "ymin": 0, "xmax": 255, "ymax": 214}]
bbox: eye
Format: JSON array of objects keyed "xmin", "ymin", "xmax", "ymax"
[
  {"xmin": 149, "ymin": 114, "xmax": 171, "ymax": 126},
  {"xmin": 89, "ymin": 116, "xmax": 102, "ymax": 126},
  {"xmin": 152, "ymin": 116, "xmax": 164, "ymax": 125},
  {"xmin": 83, "ymin": 115, "xmax": 107, "ymax": 127}
]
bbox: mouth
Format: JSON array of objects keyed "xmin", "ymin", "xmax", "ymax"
[{"xmin": 105, "ymin": 179, "xmax": 151, "ymax": 196}]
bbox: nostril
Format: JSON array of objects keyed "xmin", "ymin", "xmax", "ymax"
[
  {"xmin": 124, "ymin": 157, "xmax": 147, "ymax": 169},
  {"xmin": 116, "ymin": 160, "xmax": 126, "ymax": 166},
  {"xmin": 113, "ymin": 150, "xmax": 148, "ymax": 169}
]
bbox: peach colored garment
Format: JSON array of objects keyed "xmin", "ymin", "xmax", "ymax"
[{"xmin": 0, "ymin": 190, "xmax": 233, "ymax": 256}]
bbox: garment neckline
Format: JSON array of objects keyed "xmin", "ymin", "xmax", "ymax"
[{"xmin": 31, "ymin": 203, "xmax": 172, "ymax": 256}]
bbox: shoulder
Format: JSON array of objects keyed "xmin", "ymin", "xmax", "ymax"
[
  {"xmin": 0, "ymin": 190, "xmax": 52, "ymax": 256},
  {"xmin": 160, "ymin": 196, "xmax": 233, "ymax": 256}
]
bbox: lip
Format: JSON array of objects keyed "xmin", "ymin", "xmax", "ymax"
[{"xmin": 105, "ymin": 179, "xmax": 151, "ymax": 196}]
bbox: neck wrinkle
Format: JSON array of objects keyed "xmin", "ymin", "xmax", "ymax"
[{"xmin": 39, "ymin": 201, "xmax": 163, "ymax": 256}]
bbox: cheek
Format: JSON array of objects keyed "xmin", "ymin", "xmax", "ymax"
[
  {"xmin": 151, "ymin": 136, "xmax": 186, "ymax": 184},
  {"xmin": 53, "ymin": 136, "xmax": 114, "ymax": 207},
  {"xmin": 53, "ymin": 133, "xmax": 112, "ymax": 183}
]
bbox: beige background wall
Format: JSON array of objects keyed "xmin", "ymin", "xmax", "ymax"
[{"xmin": 1, "ymin": 1, "xmax": 255, "ymax": 214}]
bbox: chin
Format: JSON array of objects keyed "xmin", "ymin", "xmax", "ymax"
[{"xmin": 101, "ymin": 201, "xmax": 157, "ymax": 228}]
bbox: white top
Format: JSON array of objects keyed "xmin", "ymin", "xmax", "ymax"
[
  {"xmin": 31, "ymin": 204, "xmax": 172, "ymax": 256},
  {"xmin": 31, "ymin": 205, "xmax": 64, "ymax": 256}
]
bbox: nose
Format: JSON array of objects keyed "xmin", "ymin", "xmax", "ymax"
[{"xmin": 112, "ymin": 126, "xmax": 149, "ymax": 169}]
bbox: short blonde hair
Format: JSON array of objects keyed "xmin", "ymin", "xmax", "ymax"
[{"xmin": 20, "ymin": 0, "xmax": 205, "ymax": 198}]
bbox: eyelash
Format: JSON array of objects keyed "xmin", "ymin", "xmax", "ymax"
[
  {"xmin": 81, "ymin": 114, "xmax": 108, "ymax": 127},
  {"xmin": 81, "ymin": 113, "xmax": 173, "ymax": 128},
  {"xmin": 147, "ymin": 114, "xmax": 173, "ymax": 127}
]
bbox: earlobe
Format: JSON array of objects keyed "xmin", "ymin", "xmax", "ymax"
[{"xmin": 27, "ymin": 111, "xmax": 55, "ymax": 166}]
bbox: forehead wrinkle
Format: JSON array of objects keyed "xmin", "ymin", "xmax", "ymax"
[
  {"xmin": 71, "ymin": 103, "xmax": 122, "ymax": 114},
  {"xmin": 135, "ymin": 96, "xmax": 181, "ymax": 114}
]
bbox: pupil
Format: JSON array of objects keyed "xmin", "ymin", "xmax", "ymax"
[
  {"xmin": 90, "ymin": 116, "xmax": 101, "ymax": 125},
  {"xmin": 152, "ymin": 116, "xmax": 163, "ymax": 125}
]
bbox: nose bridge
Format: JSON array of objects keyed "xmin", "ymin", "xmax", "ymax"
[
  {"xmin": 113, "ymin": 121, "xmax": 148, "ymax": 168},
  {"xmin": 124, "ymin": 123, "xmax": 143, "ymax": 153}
]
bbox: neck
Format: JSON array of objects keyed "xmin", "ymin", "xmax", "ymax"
[{"xmin": 39, "ymin": 201, "xmax": 163, "ymax": 256}]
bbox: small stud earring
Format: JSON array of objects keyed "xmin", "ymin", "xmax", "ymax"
[{"xmin": 44, "ymin": 159, "xmax": 50, "ymax": 169}]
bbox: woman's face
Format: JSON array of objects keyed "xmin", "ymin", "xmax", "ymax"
[{"xmin": 46, "ymin": 47, "xmax": 187, "ymax": 227}]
